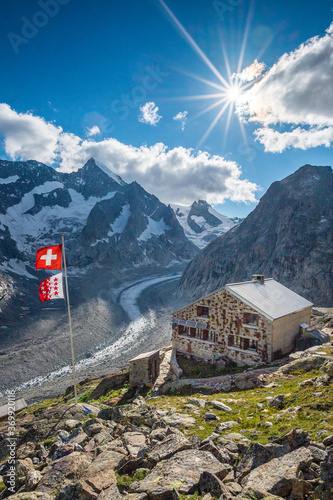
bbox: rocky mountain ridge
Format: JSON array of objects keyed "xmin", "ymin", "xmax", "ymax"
[
  {"xmin": 180, "ymin": 164, "xmax": 333, "ymax": 306},
  {"xmin": 0, "ymin": 158, "xmax": 197, "ymax": 276},
  {"xmin": 172, "ymin": 200, "xmax": 242, "ymax": 249}
]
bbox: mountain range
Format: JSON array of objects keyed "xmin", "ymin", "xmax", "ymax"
[
  {"xmin": 179, "ymin": 164, "xmax": 333, "ymax": 306},
  {"xmin": 0, "ymin": 158, "xmax": 238, "ymax": 277}
]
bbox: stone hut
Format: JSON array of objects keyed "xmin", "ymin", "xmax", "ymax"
[
  {"xmin": 129, "ymin": 349, "xmax": 161, "ymax": 387},
  {"xmin": 172, "ymin": 276, "xmax": 313, "ymax": 365}
]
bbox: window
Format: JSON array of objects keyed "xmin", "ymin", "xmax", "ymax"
[
  {"xmin": 243, "ymin": 312, "xmax": 259, "ymax": 326},
  {"xmin": 208, "ymin": 331, "xmax": 216, "ymax": 342},
  {"xmin": 197, "ymin": 306, "xmax": 209, "ymax": 317},
  {"xmin": 190, "ymin": 327, "xmax": 196, "ymax": 338},
  {"xmin": 202, "ymin": 329, "xmax": 208, "ymax": 341},
  {"xmin": 178, "ymin": 324, "xmax": 185, "ymax": 335},
  {"xmin": 240, "ymin": 337, "xmax": 250, "ymax": 350},
  {"xmin": 249, "ymin": 340, "xmax": 258, "ymax": 351},
  {"xmin": 228, "ymin": 335, "xmax": 234, "ymax": 346}
]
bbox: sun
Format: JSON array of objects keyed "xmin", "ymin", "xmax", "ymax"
[{"xmin": 226, "ymin": 85, "xmax": 242, "ymax": 102}]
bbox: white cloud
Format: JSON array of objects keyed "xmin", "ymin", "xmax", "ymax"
[
  {"xmin": 139, "ymin": 102, "xmax": 162, "ymax": 126},
  {"xmin": 0, "ymin": 103, "xmax": 258, "ymax": 205},
  {"xmin": 232, "ymin": 60, "xmax": 266, "ymax": 83},
  {"xmin": 173, "ymin": 111, "xmax": 188, "ymax": 131},
  {"xmin": 0, "ymin": 103, "xmax": 61, "ymax": 163},
  {"xmin": 254, "ymin": 126, "xmax": 333, "ymax": 153},
  {"xmin": 86, "ymin": 125, "xmax": 101, "ymax": 136},
  {"xmin": 237, "ymin": 23, "xmax": 333, "ymax": 152}
]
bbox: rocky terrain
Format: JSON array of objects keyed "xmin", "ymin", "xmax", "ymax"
[
  {"xmin": 179, "ymin": 165, "xmax": 333, "ymax": 306},
  {"xmin": 172, "ymin": 200, "xmax": 242, "ymax": 249},
  {"xmin": 1, "ymin": 342, "xmax": 333, "ymax": 499}
]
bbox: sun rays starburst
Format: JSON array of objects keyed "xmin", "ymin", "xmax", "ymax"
[{"xmin": 158, "ymin": 0, "xmax": 266, "ymax": 149}]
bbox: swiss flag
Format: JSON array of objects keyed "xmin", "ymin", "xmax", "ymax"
[
  {"xmin": 39, "ymin": 272, "xmax": 64, "ymax": 302},
  {"xmin": 36, "ymin": 244, "xmax": 62, "ymax": 270}
]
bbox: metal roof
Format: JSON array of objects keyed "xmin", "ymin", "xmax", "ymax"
[
  {"xmin": 225, "ymin": 278, "xmax": 313, "ymax": 321},
  {"xmin": 129, "ymin": 349, "xmax": 160, "ymax": 362}
]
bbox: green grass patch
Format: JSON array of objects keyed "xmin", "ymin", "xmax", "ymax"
[
  {"xmin": 0, "ymin": 480, "xmax": 6, "ymax": 493},
  {"xmin": 115, "ymin": 471, "xmax": 136, "ymax": 488},
  {"xmin": 148, "ymin": 368, "xmax": 333, "ymax": 444}
]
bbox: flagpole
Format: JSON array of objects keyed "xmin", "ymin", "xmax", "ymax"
[{"xmin": 61, "ymin": 234, "xmax": 78, "ymax": 404}]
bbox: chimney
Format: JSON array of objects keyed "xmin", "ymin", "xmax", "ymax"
[{"xmin": 252, "ymin": 274, "xmax": 265, "ymax": 284}]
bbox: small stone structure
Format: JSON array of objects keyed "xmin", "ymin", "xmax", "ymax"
[
  {"xmin": 172, "ymin": 276, "xmax": 313, "ymax": 365},
  {"xmin": 0, "ymin": 398, "xmax": 27, "ymax": 422},
  {"xmin": 129, "ymin": 349, "xmax": 161, "ymax": 387}
]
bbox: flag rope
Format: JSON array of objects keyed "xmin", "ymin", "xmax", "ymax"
[{"xmin": 61, "ymin": 234, "xmax": 78, "ymax": 404}]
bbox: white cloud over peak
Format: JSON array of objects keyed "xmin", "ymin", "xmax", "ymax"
[
  {"xmin": 139, "ymin": 102, "xmax": 162, "ymax": 126},
  {"xmin": 237, "ymin": 22, "xmax": 333, "ymax": 152},
  {"xmin": 173, "ymin": 111, "xmax": 188, "ymax": 131},
  {"xmin": 86, "ymin": 125, "xmax": 101, "ymax": 136},
  {"xmin": 0, "ymin": 103, "xmax": 258, "ymax": 205}
]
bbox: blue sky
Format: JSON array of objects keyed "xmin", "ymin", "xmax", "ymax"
[{"xmin": 0, "ymin": 0, "xmax": 332, "ymax": 217}]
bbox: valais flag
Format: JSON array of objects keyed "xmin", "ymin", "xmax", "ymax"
[
  {"xmin": 39, "ymin": 273, "xmax": 64, "ymax": 302},
  {"xmin": 36, "ymin": 244, "xmax": 62, "ymax": 270}
]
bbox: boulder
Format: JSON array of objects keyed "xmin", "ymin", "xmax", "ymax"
[
  {"xmin": 208, "ymin": 400, "xmax": 232, "ymax": 412},
  {"xmin": 130, "ymin": 449, "xmax": 231, "ymax": 499},
  {"xmin": 188, "ymin": 397, "xmax": 206, "ymax": 407},
  {"xmin": 267, "ymin": 394, "xmax": 286, "ymax": 410},
  {"xmin": 98, "ymin": 403, "xmax": 157, "ymax": 428},
  {"xmin": 26, "ymin": 470, "xmax": 43, "ymax": 490},
  {"xmin": 123, "ymin": 432, "xmax": 146, "ymax": 457},
  {"xmin": 215, "ymin": 421, "xmax": 240, "ymax": 432},
  {"xmin": 314, "ymin": 445, "xmax": 333, "ymax": 499},
  {"xmin": 236, "ymin": 442, "xmax": 290, "ymax": 479},
  {"xmin": 147, "ymin": 432, "xmax": 192, "ymax": 464},
  {"xmin": 35, "ymin": 452, "xmax": 92, "ymax": 493},
  {"xmin": 161, "ymin": 413, "xmax": 196, "ymax": 428},
  {"xmin": 280, "ymin": 355, "xmax": 327, "ymax": 374},
  {"xmin": 242, "ymin": 447, "xmax": 313, "ymax": 497},
  {"xmin": 323, "ymin": 434, "xmax": 333, "ymax": 447},
  {"xmin": 199, "ymin": 471, "xmax": 232, "ymax": 498},
  {"xmin": 272, "ymin": 428, "xmax": 310, "ymax": 450}
]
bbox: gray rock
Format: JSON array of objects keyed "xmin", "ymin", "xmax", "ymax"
[
  {"xmin": 161, "ymin": 412, "xmax": 196, "ymax": 428},
  {"xmin": 308, "ymin": 445, "xmax": 327, "ymax": 464},
  {"xmin": 199, "ymin": 471, "xmax": 232, "ymax": 497},
  {"xmin": 58, "ymin": 430, "xmax": 70, "ymax": 442},
  {"xmin": 123, "ymin": 431, "xmax": 147, "ymax": 457},
  {"xmin": 236, "ymin": 442, "xmax": 290, "ymax": 479},
  {"xmin": 188, "ymin": 397, "xmax": 206, "ymax": 407},
  {"xmin": 130, "ymin": 449, "xmax": 231, "ymax": 498},
  {"xmin": 323, "ymin": 434, "xmax": 333, "ymax": 447},
  {"xmin": 267, "ymin": 394, "xmax": 286, "ymax": 410},
  {"xmin": 242, "ymin": 447, "xmax": 313, "ymax": 497},
  {"xmin": 205, "ymin": 412, "xmax": 219, "ymax": 421},
  {"xmin": 147, "ymin": 432, "xmax": 192, "ymax": 464},
  {"xmin": 208, "ymin": 400, "xmax": 232, "ymax": 412},
  {"xmin": 272, "ymin": 428, "xmax": 310, "ymax": 450},
  {"xmin": 215, "ymin": 421, "xmax": 240, "ymax": 432}
]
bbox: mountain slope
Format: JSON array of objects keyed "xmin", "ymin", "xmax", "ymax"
[
  {"xmin": 0, "ymin": 158, "xmax": 197, "ymax": 274},
  {"xmin": 179, "ymin": 165, "xmax": 333, "ymax": 306},
  {"xmin": 172, "ymin": 200, "xmax": 241, "ymax": 249}
]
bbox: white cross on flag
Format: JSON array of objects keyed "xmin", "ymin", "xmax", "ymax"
[
  {"xmin": 39, "ymin": 272, "xmax": 64, "ymax": 302},
  {"xmin": 36, "ymin": 244, "xmax": 62, "ymax": 270}
]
